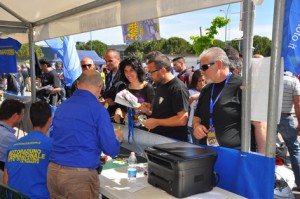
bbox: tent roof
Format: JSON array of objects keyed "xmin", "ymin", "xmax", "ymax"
[
  {"xmin": 0, "ymin": 0, "xmax": 241, "ymax": 43},
  {"xmin": 52, "ymin": 50, "xmax": 106, "ymax": 65},
  {"xmin": 77, "ymin": 50, "xmax": 105, "ymax": 65}
]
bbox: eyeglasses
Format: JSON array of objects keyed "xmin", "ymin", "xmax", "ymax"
[
  {"xmin": 81, "ymin": 64, "xmax": 92, "ymax": 68},
  {"xmin": 147, "ymin": 69, "xmax": 159, "ymax": 75},
  {"xmin": 200, "ymin": 62, "xmax": 215, "ymax": 71}
]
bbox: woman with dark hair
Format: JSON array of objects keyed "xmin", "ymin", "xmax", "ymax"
[
  {"xmin": 114, "ymin": 56, "xmax": 155, "ymax": 129},
  {"xmin": 187, "ymin": 70, "xmax": 206, "ymax": 143}
]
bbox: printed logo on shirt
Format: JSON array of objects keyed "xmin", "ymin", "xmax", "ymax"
[
  {"xmin": 159, "ymin": 97, "xmax": 164, "ymax": 104},
  {"xmin": 8, "ymin": 149, "xmax": 46, "ymax": 164},
  {"xmin": 0, "ymin": 49, "xmax": 15, "ymax": 55}
]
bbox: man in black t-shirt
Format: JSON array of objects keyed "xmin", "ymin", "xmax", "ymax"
[
  {"xmin": 142, "ymin": 53, "xmax": 189, "ymax": 141},
  {"xmin": 192, "ymin": 47, "xmax": 242, "ymax": 149},
  {"xmin": 38, "ymin": 58, "xmax": 61, "ymax": 106}
]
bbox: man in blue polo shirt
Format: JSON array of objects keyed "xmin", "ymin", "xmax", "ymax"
[
  {"xmin": 48, "ymin": 70, "xmax": 123, "ymax": 199},
  {"xmin": 3, "ymin": 101, "xmax": 52, "ymax": 199},
  {"xmin": 0, "ymin": 99, "xmax": 25, "ymax": 171}
]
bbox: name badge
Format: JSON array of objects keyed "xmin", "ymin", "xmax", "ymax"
[{"xmin": 207, "ymin": 126, "xmax": 219, "ymax": 146}]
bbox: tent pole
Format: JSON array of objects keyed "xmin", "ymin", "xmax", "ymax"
[
  {"xmin": 266, "ymin": 0, "xmax": 286, "ymax": 158},
  {"xmin": 241, "ymin": 0, "xmax": 255, "ymax": 152},
  {"xmin": 28, "ymin": 24, "xmax": 36, "ymax": 102}
]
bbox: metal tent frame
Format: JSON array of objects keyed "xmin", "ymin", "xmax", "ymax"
[{"xmin": 0, "ymin": 0, "xmax": 285, "ymax": 157}]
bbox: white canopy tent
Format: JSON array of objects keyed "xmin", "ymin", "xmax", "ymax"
[
  {"xmin": 0, "ymin": 0, "xmax": 285, "ymax": 158},
  {"xmin": 0, "ymin": 0, "xmax": 240, "ymax": 43}
]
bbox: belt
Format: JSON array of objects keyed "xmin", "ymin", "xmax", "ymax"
[
  {"xmin": 50, "ymin": 162, "xmax": 95, "ymax": 171},
  {"xmin": 281, "ymin": 113, "xmax": 292, "ymax": 116}
]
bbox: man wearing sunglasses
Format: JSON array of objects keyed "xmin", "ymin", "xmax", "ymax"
[
  {"xmin": 142, "ymin": 53, "xmax": 189, "ymax": 141},
  {"xmin": 69, "ymin": 57, "xmax": 95, "ymax": 96},
  {"xmin": 81, "ymin": 57, "xmax": 95, "ymax": 71},
  {"xmin": 192, "ymin": 47, "xmax": 243, "ymax": 149}
]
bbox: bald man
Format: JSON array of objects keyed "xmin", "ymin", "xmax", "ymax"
[
  {"xmin": 81, "ymin": 57, "xmax": 95, "ymax": 72},
  {"xmin": 101, "ymin": 49, "xmax": 126, "ymax": 117},
  {"xmin": 47, "ymin": 70, "xmax": 123, "ymax": 199},
  {"xmin": 69, "ymin": 57, "xmax": 96, "ymax": 96}
]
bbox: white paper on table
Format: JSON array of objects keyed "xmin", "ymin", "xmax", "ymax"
[
  {"xmin": 124, "ymin": 181, "xmax": 149, "ymax": 193},
  {"xmin": 115, "ymin": 89, "xmax": 139, "ymax": 108},
  {"xmin": 188, "ymin": 191, "xmax": 229, "ymax": 199}
]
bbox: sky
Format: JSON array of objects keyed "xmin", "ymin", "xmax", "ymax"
[{"xmin": 70, "ymin": 1, "xmax": 275, "ymax": 45}]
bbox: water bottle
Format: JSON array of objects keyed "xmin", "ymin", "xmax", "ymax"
[{"xmin": 127, "ymin": 152, "xmax": 137, "ymax": 182}]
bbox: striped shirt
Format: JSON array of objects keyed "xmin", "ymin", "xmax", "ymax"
[{"xmin": 281, "ymin": 74, "xmax": 300, "ymax": 113}]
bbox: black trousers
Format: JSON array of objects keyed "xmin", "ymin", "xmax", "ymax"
[{"xmin": 0, "ymin": 161, "xmax": 5, "ymax": 171}]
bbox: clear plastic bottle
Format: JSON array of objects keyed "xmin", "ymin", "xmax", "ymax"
[{"xmin": 127, "ymin": 152, "xmax": 137, "ymax": 182}]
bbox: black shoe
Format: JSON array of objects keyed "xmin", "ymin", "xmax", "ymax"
[{"xmin": 292, "ymin": 187, "xmax": 300, "ymax": 192}]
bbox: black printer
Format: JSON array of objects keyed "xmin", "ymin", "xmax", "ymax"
[{"xmin": 144, "ymin": 142, "xmax": 217, "ymax": 198}]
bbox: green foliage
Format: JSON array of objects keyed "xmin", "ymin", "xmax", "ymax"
[
  {"xmin": 17, "ymin": 44, "xmax": 44, "ymax": 60},
  {"xmin": 253, "ymin": 35, "xmax": 272, "ymax": 57},
  {"xmin": 144, "ymin": 39, "xmax": 166, "ymax": 54},
  {"xmin": 124, "ymin": 37, "xmax": 194, "ymax": 59},
  {"xmin": 227, "ymin": 40, "xmax": 240, "ymax": 51},
  {"xmin": 190, "ymin": 16, "xmax": 230, "ymax": 55},
  {"xmin": 124, "ymin": 41, "xmax": 149, "ymax": 59},
  {"xmin": 161, "ymin": 37, "xmax": 193, "ymax": 55},
  {"xmin": 76, "ymin": 40, "xmax": 108, "ymax": 57},
  {"xmin": 210, "ymin": 39, "xmax": 225, "ymax": 49}
]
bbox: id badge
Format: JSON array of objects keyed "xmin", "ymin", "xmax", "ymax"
[{"xmin": 207, "ymin": 126, "xmax": 219, "ymax": 146}]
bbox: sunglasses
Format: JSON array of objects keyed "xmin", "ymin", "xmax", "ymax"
[
  {"xmin": 81, "ymin": 64, "xmax": 92, "ymax": 68},
  {"xmin": 200, "ymin": 62, "xmax": 215, "ymax": 71}
]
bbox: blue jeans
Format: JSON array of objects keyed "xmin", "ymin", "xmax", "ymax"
[{"xmin": 278, "ymin": 115, "xmax": 300, "ymax": 188}]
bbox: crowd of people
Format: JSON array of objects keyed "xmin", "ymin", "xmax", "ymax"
[
  {"xmin": 0, "ymin": 46, "xmax": 299, "ymax": 198},
  {"xmin": 0, "ymin": 64, "xmax": 31, "ymax": 98}
]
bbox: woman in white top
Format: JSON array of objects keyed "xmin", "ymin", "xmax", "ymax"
[{"xmin": 187, "ymin": 70, "xmax": 206, "ymax": 143}]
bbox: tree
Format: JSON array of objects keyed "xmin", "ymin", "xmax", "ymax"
[
  {"xmin": 190, "ymin": 16, "xmax": 230, "ymax": 55},
  {"xmin": 253, "ymin": 35, "xmax": 272, "ymax": 57},
  {"xmin": 143, "ymin": 39, "xmax": 167, "ymax": 55},
  {"xmin": 124, "ymin": 37, "xmax": 195, "ymax": 60},
  {"xmin": 227, "ymin": 39, "xmax": 240, "ymax": 51},
  {"xmin": 17, "ymin": 44, "xmax": 44, "ymax": 61},
  {"xmin": 161, "ymin": 37, "xmax": 193, "ymax": 55},
  {"xmin": 76, "ymin": 40, "xmax": 108, "ymax": 57},
  {"xmin": 124, "ymin": 41, "xmax": 148, "ymax": 59},
  {"xmin": 211, "ymin": 39, "xmax": 225, "ymax": 49}
]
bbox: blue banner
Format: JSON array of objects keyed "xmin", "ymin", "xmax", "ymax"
[
  {"xmin": 45, "ymin": 36, "xmax": 81, "ymax": 86},
  {"xmin": 122, "ymin": 19, "xmax": 161, "ymax": 44},
  {"xmin": 282, "ymin": 0, "xmax": 300, "ymax": 75}
]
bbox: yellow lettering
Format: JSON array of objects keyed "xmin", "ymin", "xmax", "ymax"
[
  {"xmin": 0, "ymin": 49, "xmax": 15, "ymax": 55},
  {"xmin": 127, "ymin": 22, "xmax": 139, "ymax": 40},
  {"xmin": 8, "ymin": 149, "xmax": 46, "ymax": 164}
]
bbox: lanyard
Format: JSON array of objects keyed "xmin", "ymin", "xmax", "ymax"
[
  {"xmin": 127, "ymin": 108, "xmax": 135, "ymax": 144},
  {"xmin": 107, "ymin": 73, "xmax": 112, "ymax": 89},
  {"xmin": 209, "ymin": 72, "xmax": 232, "ymax": 126}
]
